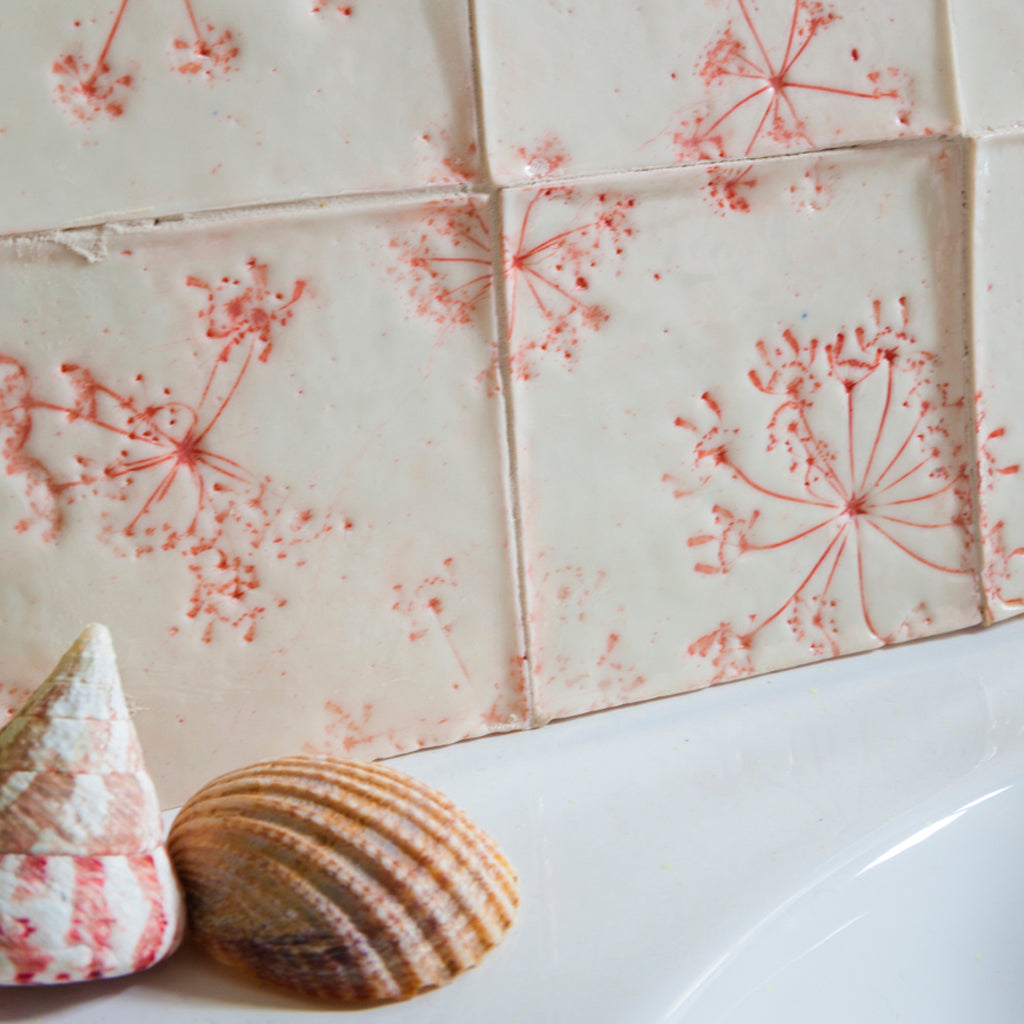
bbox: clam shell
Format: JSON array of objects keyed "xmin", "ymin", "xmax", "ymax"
[
  {"xmin": 167, "ymin": 755, "xmax": 519, "ymax": 1003},
  {"xmin": 0, "ymin": 624, "xmax": 185, "ymax": 985}
]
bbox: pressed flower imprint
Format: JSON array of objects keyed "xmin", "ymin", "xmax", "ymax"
[
  {"xmin": 310, "ymin": 2, "xmax": 354, "ymax": 16},
  {"xmin": 532, "ymin": 565, "xmax": 645, "ymax": 707},
  {"xmin": 387, "ymin": 143, "xmax": 636, "ymax": 382},
  {"xmin": 0, "ymin": 260, "xmax": 336, "ymax": 643},
  {"xmin": 670, "ymin": 0, "xmax": 909, "ymax": 212},
  {"xmin": 52, "ymin": 0, "xmax": 238, "ymax": 123},
  {"xmin": 668, "ymin": 299, "xmax": 975, "ymax": 684},
  {"xmin": 975, "ymin": 401, "xmax": 1024, "ymax": 616},
  {"xmin": 391, "ymin": 558, "xmax": 472, "ymax": 690}
]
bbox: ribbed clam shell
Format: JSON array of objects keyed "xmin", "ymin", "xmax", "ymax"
[{"xmin": 167, "ymin": 755, "xmax": 519, "ymax": 1003}]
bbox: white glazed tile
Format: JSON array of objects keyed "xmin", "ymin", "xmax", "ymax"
[
  {"xmin": 0, "ymin": 196, "xmax": 525, "ymax": 805},
  {"xmin": 475, "ymin": 0, "xmax": 956, "ymax": 185},
  {"xmin": 949, "ymin": 1, "xmax": 1024, "ymax": 133},
  {"xmin": 0, "ymin": 0, "xmax": 478, "ymax": 235},
  {"xmin": 509, "ymin": 139, "xmax": 980, "ymax": 721},
  {"xmin": 972, "ymin": 134, "xmax": 1024, "ymax": 620}
]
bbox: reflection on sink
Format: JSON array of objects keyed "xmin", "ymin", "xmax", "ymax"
[{"xmin": 676, "ymin": 758, "xmax": 1024, "ymax": 1023}]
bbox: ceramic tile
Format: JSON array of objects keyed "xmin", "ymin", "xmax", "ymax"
[
  {"xmin": 972, "ymin": 134, "xmax": 1024, "ymax": 620},
  {"xmin": 508, "ymin": 139, "xmax": 980, "ymax": 722},
  {"xmin": 475, "ymin": 0, "xmax": 956, "ymax": 185},
  {"xmin": 0, "ymin": 195, "xmax": 526, "ymax": 805},
  {"xmin": 0, "ymin": 0, "xmax": 478, "ymax": 235},
  {"xmin": 949, "ymin": 1, "xmax": 1024, "ymax": 132}
]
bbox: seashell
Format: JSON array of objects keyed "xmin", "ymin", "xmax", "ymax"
[
  {"xmin": 167, "ymin": 755, "xmax": 519, "ymax": 1003},
  {"xmin": 0, "ymin": 624, "xmax": 184, "ymax": 985}
]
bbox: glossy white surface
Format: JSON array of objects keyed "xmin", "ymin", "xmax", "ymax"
[
  {"xmin": 5, "ymin": 617, "xmax": 1024, "ymax": 1022},
  {"xmin": 679, "ymin": 750, "xmax": 1024, "ymax": 1022}
]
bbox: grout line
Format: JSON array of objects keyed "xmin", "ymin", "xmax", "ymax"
[
  {"xmin": 939, "ymin": 0, "xmax": 968, "ymax": 133},
  {"xmin": 958, "ymin": 135, "xmax": 993, "ymax": 624},
  {"xmin": 466, "ymin": 0, "xmax": 540, "ymax": 729},
  {"xmin": 465, "ymin": 0, "xmax": 494, "ymax": 186},
  {"xmin": 0, "ymin": 181, "xmax": 485, "ymax": 245},
  {"xmin": 487, "ymin": 186, "xmax": 541, "ymax": 731},
  {"xmin": 485, "ymin": 130, "xmax": 971, "ymax": 191},
  {"xmin": 4, "ymin": 133, "xmax": 982, "ymax": 247}
]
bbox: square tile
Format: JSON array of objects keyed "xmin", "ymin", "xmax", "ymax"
[
  {"xmin": 475, "ymin": 0, "xmax": 956, "ymax": 184},
  {"xmin": 0, "ymin": 195, "xmax": 524, "ymax": 804},
  {"xmin": 508, "ymin": 139, "xmax": 980, "ymax": 721},
  {"xmin": 972, "ymin": 133, "xmax": 1024, "ymax": 620},
  {"xmin": 0, "ymin": 0, "xmax": 478, "ymax": 235},
  {"xmin": 949, "ymin": 1, "xmax": 1024, "ymax": 132}
]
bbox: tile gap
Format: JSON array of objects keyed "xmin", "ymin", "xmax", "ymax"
[
  {"xmin": 0, "ymin": 182, "xmax": 486, "ymax": 244},
  {"xmin": 960, "ymin": 136, "xmax": 993, "ymax": 623},
  {"xmin": 466, "ymin": 0, "xmax": 541, "ymax": 729},
  {"xmin": 491, "ymin": 131, "xmax": 969, "ymax": 192},
  {"xmin": 485, "ymin": 186, "xmax": 540, "ymax": 731}
]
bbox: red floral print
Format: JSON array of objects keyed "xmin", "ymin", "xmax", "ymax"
[
  {"xmin": 52, "ymin": 0, "xmax": 238, "ymax": 123},
  {"xmin": 670, "ymin": 299, "xmax": 975, "ymax": 682},
  {"xmin": 0, "ymin": 261, "xmax": 334, "ymax": 643}
]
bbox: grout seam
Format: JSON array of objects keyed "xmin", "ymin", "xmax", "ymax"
[
  {"xmin": 939, "ymin": 0, "xmax": 967, "ymax": 133},
  {"xmin": 466, "ymin": 0, "xmax": 540, "ymax": 730},
  {"xmin": 0, "ymin": 181, "xmax": 486, "ymax": 247},
  {"xmin": 958, "ymin": 135, "xmax": 993, "ymax": 624}
]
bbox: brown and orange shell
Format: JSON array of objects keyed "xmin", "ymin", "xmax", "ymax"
[{"xmin": 167, "ymin": 755, "xmax": 519, "ymax": 1003}]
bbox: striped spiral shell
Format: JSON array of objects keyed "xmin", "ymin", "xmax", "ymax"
[
  {"xmin": 0, "ymin": 624, "xmax": 183, "ymax": 986},
  {"xmin": 166, "ymin": 755, "xmax": 518, "ymax": 1003}
]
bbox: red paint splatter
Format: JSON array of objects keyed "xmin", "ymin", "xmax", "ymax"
[
  {"xmin": 671, "ymin": 0, "xmax": 909, "ymax": 212},
  {"xmin": 51, "ymin": 0, "xmax": 238, "ymax": 123},
  {"xmin": 672, "ymin": 299, "xmax": 974, "ymax": 682},
  {"xmin": 0, "ymin": 261, "xmax": 336, "ymax": 642}
]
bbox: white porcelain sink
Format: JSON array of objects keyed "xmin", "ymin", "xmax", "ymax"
[
  {"xmin": 677, "ymin": 746, "xmax": 1024, "ymax": 1023},
  {"xmin": 6, "ymin": 619, "xmax": 1024, "ymax": 1023}
]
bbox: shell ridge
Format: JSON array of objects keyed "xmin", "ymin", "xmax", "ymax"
[
  {"xmin": 170, "ymin": 811, "xmax": 445, "ymax": 996},
  {"xmin": 182, "ymin": 788, "xmax": 488, "ymax": 971},
  {"xmin": 235, "ymin": 760, "xmax": 519, "ymax": 916},
  {"xmin": 171, "ymin": 827, "xmax": 402, "ymax": 1001},
  {"xmin": 169, "ymin": 806, "xmax": 442, "ymax": 974},
  {"xmin": 167, "ymin": 756, "xmax": 519, "ymax": 1003},
  {"xmin": 191, "ymin": 765, "xmax": 518, "ymax": 935}
]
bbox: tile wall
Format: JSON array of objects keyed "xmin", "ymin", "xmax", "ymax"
[{"xmin": 0, "ymin": 0, "xmax": 1019, "ymax": 804}]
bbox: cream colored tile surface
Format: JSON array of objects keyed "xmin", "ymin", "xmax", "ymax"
[
  {"xmin": 973, "ymin": 134, "xmax": 1024, "ymax": 619},
  {"xmin": 475, "ymin": 0, "xmax": 957, "ymax": 184},
  {"xmin": 949, "ymin": 0, "xmax": 1024, "ymax": 132},
  {"xmin": 0, "ymin": 1, "xmax": 478, "ymax": 235},
  {"xmin": 0, "ymin": 198, "xmax": 525, "ymax": 804},
  {"xmin": 510, "ymin": 140, "xmax": 981, "ymax": 721}
]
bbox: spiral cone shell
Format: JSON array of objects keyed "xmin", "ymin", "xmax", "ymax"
[
  {"xmin": 0, "ymin": 624, "xmax": 184, "ymax": 985},
  {"xmin": 167, "ymin": 755, "xmax": 519, "ymax": 1003}
]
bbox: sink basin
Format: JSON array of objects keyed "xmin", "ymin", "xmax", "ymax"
[
  {"xmin": 676, "ymin": 752, "xmax": 1024, "ymax": 1023},
  {"xmin": 5, "ymin": 618, "xmax": 1024, "ymax": 1023}
]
